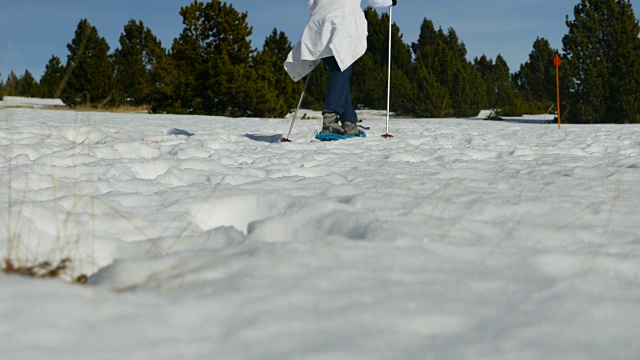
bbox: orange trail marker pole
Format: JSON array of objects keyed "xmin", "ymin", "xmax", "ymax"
[{"xmin": 554, "ymin": 54, "xmax": 562, "ymax": 129}]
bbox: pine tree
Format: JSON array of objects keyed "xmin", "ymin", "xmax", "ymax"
[
  {"xmin": 446, "ymin": 29, "xmax": 487, "ymax": 117},
  {"xmin": 352, "ymin": 8, "xmax": 414, "ymax": 114},
  {"xmin": 154, "ymin": 0, "xmax": 279, "ymax": 116},
  {"xmin": 352, "ymin": 52, "xmax": 385, "ymax": 110},
  {"xmin": 253, "ymin": 28, "xmax": 299, "ymax": 115},
  {"xmin": 198, "ymin": 1, "xmax": 254, "ymax": 116},
  {"xmin": 474, "ymin": 55, "xmax": 496, "ymax": 108},
  {"xmin": 18, "ymin": 70, "xmax": 39, "ymax": 97},
  {"xmin": 351, "ymin": 8, "xmax": 384, "ymax": 110},
  {"xmin": 150, "ymin": 54, "xmax": 182, "ymax": 113},
  {"xmin": 241, "ymin": 49, "xmax": 287, "ymax": 117},
  {"xmin": 492, "ymin": 55, "xmax": 519, "ymax": 115},
  {"xmin": 39, "ymin": 55, "xmax": 66, "ymax": 98},
  {"xmin": 475, "ymin": 54, "xmax": 518, "ymax": 115},
  {"xmin": 362, "ymin": 8, "xmax": 413, "ymax": 73},
  {"xmin": 405, "ymin": 60, "xmax": 449, "ymax": 117},
  {"xmin": 5, "ymin": 71, "xmax": 19, "ymax": 96},
  {"xmin": 63, "ymin": 19, "xmax": 114, "ymax": 107},
  {"xmin": 412, "ymin": 19, "xmax": 487, "ymax": 117},
  {"xmin": 410, "ymin": 20, "xmax": 444, "ymax": 116},
  {"xmin": 563, "ymin": 0, "xmax": 640, "ymax": 123},
  {"xmin": 113, "ymin": 20, "xmax": 166, "ymax": 106},
  {"xmin": 513, "ymin": 38, "xmax": 558, "ymax": 108},
  {"xmin": 454, "ymin": 63, "xmax": 488, "ymax": 117}
]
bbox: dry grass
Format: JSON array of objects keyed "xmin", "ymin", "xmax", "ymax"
[
  {"xmin": 69, "ymin": 104, "xmax": 151, "ymax": 114},
  {"xmin": 0, "ymin": 105, "xmax": 151, "ymax": 114},
  {"xmin": 2, "ymin": 258, "xmax": 88, "ymax": 284}
]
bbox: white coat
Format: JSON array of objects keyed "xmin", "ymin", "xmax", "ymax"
[{"xmin": 284, "ymin": 0, "xmax": 394, "ymax": 82}]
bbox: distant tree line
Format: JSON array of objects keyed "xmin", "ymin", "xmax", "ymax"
[{"xmin": 1, "ymin": 0, "xmax": 639, "ymax": 123}]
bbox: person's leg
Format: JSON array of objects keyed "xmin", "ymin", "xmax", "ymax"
[
  {"xmin": 322, "ymin": 56, "xmax": 359, "ymax": 135},
  {"xmin": 339, "ymin": 73, "xmax": 358, "ymax": 124},
  {"xmin": 332, "ymin": 68, "xmax": 360, "ymax": 136},
  {"xmin": 322, "ymin": 56, "xmax": 350, "ymax": 116},
  {"xmin": 339, "ymin": 77, "xmax": 360, "ymax": 135}
]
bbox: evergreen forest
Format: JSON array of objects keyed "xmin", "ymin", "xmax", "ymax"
[{"xmin": 1, "ymin": 0, "xmax": 640, "ymax": 123}]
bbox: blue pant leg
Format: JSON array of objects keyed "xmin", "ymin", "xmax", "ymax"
[
  {"xmin": 322, "ymin": 57, "xmax": 358, "ymax": 123},
  {"xmin": 341, "ymin": 75, "xmax": 358, "ymax": 123}
]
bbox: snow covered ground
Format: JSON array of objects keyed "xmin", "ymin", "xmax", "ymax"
[{"xmin": 1, "ymin": 108, "xmax": 640, "ymax": 359}]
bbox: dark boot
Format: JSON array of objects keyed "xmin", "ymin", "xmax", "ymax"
[
  {"xmin": 341, "ymin": 121, "xmax": 361, "ymax": 137},
  {"xmin": 321, "ymin": 113, "xmax": 345, "ymax": 134}
]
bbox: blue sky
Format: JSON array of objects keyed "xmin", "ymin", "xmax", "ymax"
[{"xmin": 1, "ymin": 0, "xmax": 639, "ymax": 80}]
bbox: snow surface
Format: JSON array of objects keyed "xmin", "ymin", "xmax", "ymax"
[{"xmin": 1, "ymin": 108, "xmax": 640, "ymax": 359}]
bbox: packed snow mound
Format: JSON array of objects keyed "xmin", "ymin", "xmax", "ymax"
[
  {"xmin": 473, "ymin": 109, "xmax": 556, "ymax": 123},
  {"xmin": 474, "ymin": 109, "xmax": 498, "ymax": 119},
  {"xmin": 1, "ymin": 96, "xmax": 65, "ymax": 108}
]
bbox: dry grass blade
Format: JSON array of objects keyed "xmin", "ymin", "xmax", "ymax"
[{"xmin": 2, "ymin": 258, "xmax": 88, "ymax": 284}]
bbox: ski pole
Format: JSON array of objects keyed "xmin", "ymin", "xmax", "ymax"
[
  {"xmin": 382, "ymin": 6, "xmax": 394, "ymax": 138},
  {"xmin": 281, "ymin": 74, "xmax": 311, "ymax": 142}
]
